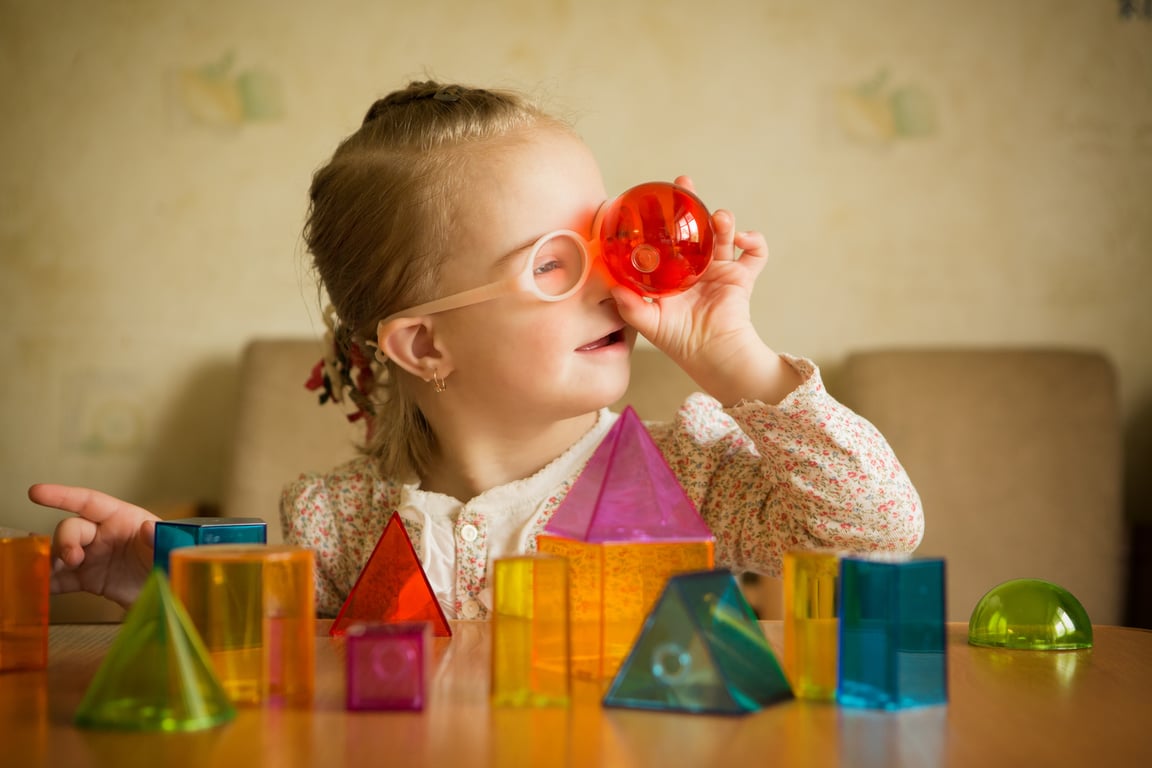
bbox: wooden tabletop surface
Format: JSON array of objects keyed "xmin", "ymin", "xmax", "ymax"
[{"xmin": 2, "ymin": 620, "xmax": 1151, "ymax": 767}]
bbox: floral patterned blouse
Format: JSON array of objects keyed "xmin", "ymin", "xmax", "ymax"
[{"xmin": 281, "ymin": 357, "xmax": 923, "ymax": 619}]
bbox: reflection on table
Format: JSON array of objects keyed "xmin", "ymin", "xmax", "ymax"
[{"xmin": 2, "ymin": 620, "xmax": 1151, "ymax": 767}]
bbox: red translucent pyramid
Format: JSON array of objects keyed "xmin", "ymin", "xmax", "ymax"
[
  {"xmin": 330, "ymin": 513, "xmax": 452, "ymax": 637},
  {"xmin": 543, "ymin": 406, "xmax": 713, "ymax": 543}
]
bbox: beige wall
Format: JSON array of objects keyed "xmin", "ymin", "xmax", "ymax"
[{"xmin": 3, "ymin": 0, "xmax": 1151, "ymax": 534}]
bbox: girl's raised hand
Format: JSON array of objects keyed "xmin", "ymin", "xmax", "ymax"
[
  {"xmin": 611, "ymin": 176, "xmax": 801, "ymax": 406},
  {"xmin": 27, "ymin": 484, "xmax": 159, "ymax": 608}
]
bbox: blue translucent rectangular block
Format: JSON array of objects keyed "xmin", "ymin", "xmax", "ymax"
[
  {"xmin": 837, "ymin": 556, "xmax": 947, "ymax": 711},
  {"xmin": 153, "ymin": 517, "xmax": 267, "ymax": 574}
]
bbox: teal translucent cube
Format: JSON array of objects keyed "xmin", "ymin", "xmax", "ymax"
[
  {"xmin": 603, "ymin": 569, "xmax": 792, "ymax": 715},
  {"xmin": 837, "ymin": 555, "xmax": 947, "ymax": 711},
  {"xmin": 153, "ymin": 517, "xmax": 267, "ymax": 573}
]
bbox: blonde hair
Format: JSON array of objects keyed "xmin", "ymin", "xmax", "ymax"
[{"xmin": 304, "ymin": 81, "xmax": 568, "ymax": 481}]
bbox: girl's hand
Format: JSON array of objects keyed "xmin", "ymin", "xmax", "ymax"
[
  {"xmin": 611, "ymin": 176, "xmax": 802, "ymax": 406},
  {"xmin": 27, "ymin": 484, "xmax": 159, "ymax": 608}
]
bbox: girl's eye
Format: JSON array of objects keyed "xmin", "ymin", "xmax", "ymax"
[{"xmin": 530, "ymin": 233, "xmax": 586, "ymax": 297}]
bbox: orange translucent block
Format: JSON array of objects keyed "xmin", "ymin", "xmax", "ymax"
[
  {"xmin": 330, "ymin": 513, "xmax": 451, "ymax": 638},
  {"xmin": 536, "ymin": 537, "xmax": 713, "ymax": 680},
  {"xmin": 491, "ymin": 555, "xmax": 571, "ymax": 707},
  {"xmin": 169, "ymin": 544, "xmax": 315, "ymax": 706},
  {"xmin": 0, "ymin": 530, "xmax": 50, "ymax": 672},
  {"xmin": 783, "ymin": 550, "xmax": 841, "ymax": 701},
  {"xmin": 595, "ymin": 182, "xmax": 715, "ymax": 297}
]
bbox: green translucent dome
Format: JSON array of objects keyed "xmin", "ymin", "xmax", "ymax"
[{"xmin": 968, "ymin": 578, "xmax": 1093, "ymax": 650}]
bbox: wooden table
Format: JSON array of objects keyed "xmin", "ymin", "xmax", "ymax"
[{"xmin": 2, "ymin": 621, "xmax": 1150, "ymax": 767}]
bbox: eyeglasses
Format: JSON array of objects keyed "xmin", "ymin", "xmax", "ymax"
[
  {"xmin": 378, "ymin": 181, "xmax": 715, "ymax": 327},
  {"xmin": 379, "ymin": 229, "xmax": 595, "ymax": 324}
]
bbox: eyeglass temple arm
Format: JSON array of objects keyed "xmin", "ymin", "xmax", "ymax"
[{"xmin": 377, "ymin": 277, "xmax": 520, "ymax": 326}]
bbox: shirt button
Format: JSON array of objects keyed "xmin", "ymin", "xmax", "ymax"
[
  {"xmin": 460, "ymin": 523, "xmax": 478, "ymax": 542},
  {"xmin": 460, "ymin": 599, "xmax": 480, "ymax": 619}
]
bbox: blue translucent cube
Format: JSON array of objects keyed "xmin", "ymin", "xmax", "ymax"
[
  {"xmin": 153, "ymin": 517, "xmax": 267, "ymax": 573},
  {"xmin": 837, "ymin": 555, "xmax": 947, "ymax": 710}
]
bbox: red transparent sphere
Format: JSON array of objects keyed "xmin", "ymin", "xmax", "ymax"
[{"xmin": 596, "ymin": 182, "xmax": 714, "ymax": 297}]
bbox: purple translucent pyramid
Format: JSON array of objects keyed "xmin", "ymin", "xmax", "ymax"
[{"xmin": 543, "ymin": 406, "xmax": 713, "ymax": 543}]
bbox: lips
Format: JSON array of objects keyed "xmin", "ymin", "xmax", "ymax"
[{"xmin": 576, "ymin": 328, "xmax": 626, "ymax": 352}]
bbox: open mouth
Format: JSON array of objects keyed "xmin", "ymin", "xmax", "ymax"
[{"xmin": 576, "ymin": 328, "xmax": 626, "ymax": 352}]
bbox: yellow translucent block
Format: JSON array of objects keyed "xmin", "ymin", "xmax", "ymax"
[
  {"xmin": 783, "ymin": 550, "xmax": 840, "ymax": 700},
  {"xmin": 491, "ymin": 555, "xmax": 570, "ymax": 707},
  {"xmin": 0, "ymin": 531, "xmax": 50, "ymax": 672},
  {"xmin": 169, "ymin": 544, "xmax": 315, "ymax": 706},
  {"xmin": 536, "ymin": 536, "xmax": 713, "ymax": 680}
]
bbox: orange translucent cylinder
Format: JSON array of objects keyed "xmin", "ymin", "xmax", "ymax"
[
  {"xmin": 536, "ymin": 536, "xmax": 713, "ymax": 680},
  {"xmin": 490, "ymin": 554, "xmax": 570, "ymax": 707},
  {"xmin": 0, "ymin": 531, "xmax": 50, "ymax": 672},
  {"xmin": 783, "ymin": 550, "xmax": 840, "ymax": 701},
  {"xmin": 169, "ymin": 544, "xmax": 315, "ymax": 706}
]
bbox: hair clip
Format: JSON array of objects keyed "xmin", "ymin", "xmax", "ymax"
[{"xmin": 433, "ymin": 86, "xmax": 462, "ymax": 103}]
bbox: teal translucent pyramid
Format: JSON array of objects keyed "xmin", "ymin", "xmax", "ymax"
[
  {"xmin": 74, "ymin": 570, "xmax": 237, "ymax": 731},
  {"xmin": 543, "ymin": 406, "xmax": 712, "ymax": 543},
  {"xmin": 603, "ymin": 569, "xmax": 793, "ymax": 714}
]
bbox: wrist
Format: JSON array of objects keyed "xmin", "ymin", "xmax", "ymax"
[{"xmin": 686, "ymin": 332, "xmax": 803, "ymax": 407}]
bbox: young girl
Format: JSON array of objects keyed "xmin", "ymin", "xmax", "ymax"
[{"xmin": 29, "ymin": 81, "xmax": 923, "ymax": 618}]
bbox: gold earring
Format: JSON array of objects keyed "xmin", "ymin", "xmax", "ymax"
[{"xmin": 431, "ymin": 370, "xmax": 447, "ymax": 393}]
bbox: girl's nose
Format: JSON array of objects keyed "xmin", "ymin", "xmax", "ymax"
[{"xmin": 584, "ymin": 245, "xmax": 621, "ymax": 300}]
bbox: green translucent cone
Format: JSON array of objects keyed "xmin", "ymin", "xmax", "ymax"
[
  {"xmin": 74, "ymin": 570, "xmax": 237, "ymax": 731},
  {"xmin": 604, "ymin": 569, "xmax": 793, "ymax": 715}
]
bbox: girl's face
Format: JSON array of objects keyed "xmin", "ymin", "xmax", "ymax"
[{"xmin": 432, "ymin": 127, "xmax": 635, "ymax": 423}]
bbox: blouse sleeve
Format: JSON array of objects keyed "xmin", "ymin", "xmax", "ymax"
[
  {"xmin": 650, "ymin": 356, "xmax": 923, "ymax": 577},
  {"xmin": 280, "ymin": 457, "xmax": 393, "ymax": 617}
]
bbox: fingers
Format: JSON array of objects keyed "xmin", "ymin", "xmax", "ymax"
[
  {"xmin": 674, "ymin": 174, "xmax": 695, "ymax": 192},
  {"xmin": 28, "ymin": 483, "xmax": 149, "ymax": 525},
  {"xmin": 610, "ymin": 285, "xmax": 657, "ymax": 329},
  {"xmin": 711, "ymin": 209, "xmax": 737, "ymax": 260},
  {"xmin": 52, "ymin": 515, "xmax": 97, "ymax": 566},
  {"xmin": 734, "ymin": 228, "xmax": 770, "ymax": 261}
]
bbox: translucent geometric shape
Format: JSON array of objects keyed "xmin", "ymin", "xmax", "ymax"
[
  {"xmin": 543, "ymin": 406, "xmax": 713, "ymax": 543},
  {"xmin": 74, "ymin": 569, "xmax": 236, "ymax": 731},
  {"xmin": 153, "ymin": 517, "xmax": 267, "ymax": 574},
  {"xmin": 0, "ymin": 530, "xmax": 50, "ymax": 672},
  {"xmin": 968, "ymin": 578, "xmax": 1094, "ymax": 650},
  {"xmin": 536, "ymin": 536, "xmax": 713, "ymax": 680},
  {"xmin": 595, "ymin": 181, "xmax": 715, "ymax": 297},
  {"xmin": 345, "ymin": 621, "xmax": 431, "ymax": 711},
  {"xmin": 783, "ymin": 549, "xmax": 841, "ymax": 700},
  {"xmin": 491, "ymin": 554, "xmax": 571, "ymax": 707},
  {"xmin": 169, "ymin": 544, "xmax": 315, "ymax": 706},
  {"xmin": 837, "ymin": 555, "xmax": 948, "ymax": 711},
  {"xmin": 603, "ymin": 569, "xmax": 792, "ymax": 714},
  {"xmin": 330, "ymin": 513, "xmax": 451, "ymax": 638}
]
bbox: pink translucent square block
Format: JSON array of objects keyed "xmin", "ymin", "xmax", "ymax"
[{"xmin": 345, "ymin": 621, "xmax": 431, "ymax": 711}]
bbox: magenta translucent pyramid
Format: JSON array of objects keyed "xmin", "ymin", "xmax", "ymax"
[{"xmin": 543, "ymin": 406, "xmax": 712, "ymax": 543}]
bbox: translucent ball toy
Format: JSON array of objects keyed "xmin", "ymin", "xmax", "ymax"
[
  {"xmin": 968, "ymin": 578, "xmax": 1093, "ymax": 650},
  {"xmin": 595, "ymin": 182, "xmax": 714, "ymax": 297}
]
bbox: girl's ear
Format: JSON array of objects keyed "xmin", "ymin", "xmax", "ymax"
[{"xmin": 377, "ymin": 318, "xmax": 454, "ymax": 382}]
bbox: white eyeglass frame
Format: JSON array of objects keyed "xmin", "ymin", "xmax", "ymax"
[{"xmin": 378, "ymin": 228, "xmax": 595, "ymax": 325}]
